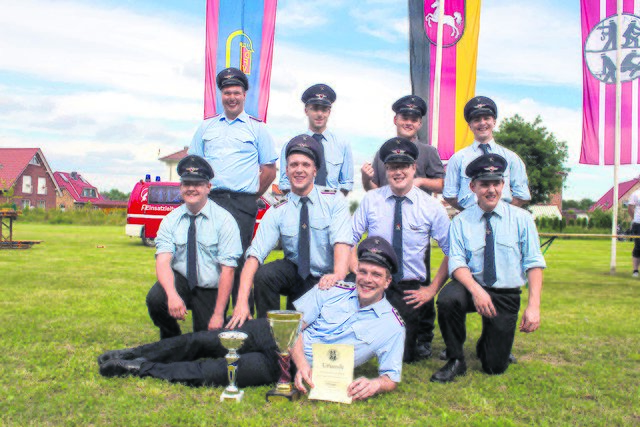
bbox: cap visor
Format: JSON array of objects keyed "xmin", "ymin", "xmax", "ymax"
[
  {"xmin": 359, "ymin": 253, "xmax": 395, "ymax": 274},
  {"xmin": 383, "ymin": 154, "xmax": 415, "ymax": 164},
  {"xmin": 287, "ymin": 147, "xmax": 317, "ymax": 163},
  {"xmin": 473, "ymin": 174, "xmax": 504, "ymax": 181},
  {"xmin": 306, "ymin": 98, "xmax": 332, "ymax": 106},
  {"xmin": 180, "ymin": 175, "xmax": 209, "ymax": 182}
]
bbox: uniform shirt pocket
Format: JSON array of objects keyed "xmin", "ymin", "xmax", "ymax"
[
  {"xmin": 310, "ymin": 216, "xmax": 330, "ymax": 247},
  {"xmin": 466, "ymin": 235, "xmax": 486, "ymax": 276},
  {"xmin": 351, "ymin": 320, "xmax": 375, "ymax": 344},
  {"xmin": 495, "ymin": 236, "xmax": 519, "ymax": 274},
  {"xmin": 408, "ymin": 222, "xmax": 431, "ymax": 250}
]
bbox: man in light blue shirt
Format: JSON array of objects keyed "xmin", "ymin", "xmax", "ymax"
[
  {"xmin": 226, "ymin": 135, "xmax": 352, "ymax": 328},
  {"xmin": 278, "ymin": 84, "xmax": 354, "ymax": 195},
  {"xmin": 188, "ymin": 67, "xmax": 278, "ymax": 314},
  {"xmin": 146, "ymin": 155, "xmax": 242, "ymax": 339},
  {"xmin": 292, "ymin": 236, "xmax": 405, "ymax": 400},
  {"xmin": 432, "ymin": 153, "xmax": 545, "ymax": 383},
  {"xmin": 443, "ymin": 96, "xmax": 530, "ymax": 211},
  {"xmin": 352, "ymin": 137, "xmax": 450, "ymax": 363}
]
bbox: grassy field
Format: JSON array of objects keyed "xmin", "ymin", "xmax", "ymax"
[{"xmin": 1, "ymin": 223, "xmax": 639, "ymax": 426}]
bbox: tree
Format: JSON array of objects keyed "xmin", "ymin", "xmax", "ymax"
[
  {"xmin": 494, "ymin": 115, "xmax": 569, "ymax": 205},
  {"xmin": 101, "ymin": 188, "xmax": 129, "ymax": 201},
  {"xmin": 564, "ymin": 198, "xmax": 595, "ymax": 211}
]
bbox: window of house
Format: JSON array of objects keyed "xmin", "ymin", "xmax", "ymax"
[
  {"xmin": 37, "ymin": 177, "xmax": 47, "ymax": 195},
  {"xmin": 82, "ymin": 188, "xmax": 97, "ymax": 198},
  {"xmin": 29, "ymin": 155, "xmax": 41, "ymax": 166},
  {"xmin": 38, "ymin": 200, "xmax": 46, "ymax": 209},
  {"xmin": 22, "ymin": 176, "xmax": 32, "ymax": 193},
  {"xmin": 22, "ymin": 199, "xmax": 31, "ymax": 209}
]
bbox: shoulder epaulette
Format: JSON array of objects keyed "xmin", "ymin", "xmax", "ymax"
[
  {"xmin": 320, "ymin": 188, "xmax": 338, "ymax": 195},
  {"xmin": 334, "ymin": 281, "xmax": 355, "ymax": 290},
  {"xmin": 249, "ymin": 115, "xmax": 263, "ymax": 122},
  {"xmin": 392, "ymin": 307, "xmax": 405, "ymax": 327},
  {"xmin": 273, "ymin": 199, "xmax": 288, "ymax": 209}
]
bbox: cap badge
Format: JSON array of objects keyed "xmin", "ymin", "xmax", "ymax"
[
  {"xmin": 374, "ymin": 239, "xmax": 380, "ymax": 244},
  {"xmin": 315, "ymin": 93, "xmax": 327, "ymax": 99},
  {"xmin": 406, "ymin": 104, "xmax": 417, "ymax": 109},
  {"xmin": 369, "ymin": 248, "xmax": 381, "ymax": 254},
  {"xmin": 475, "ymin": 103, "xmax": 486, "ymax": 109},
  {"xmin": 484, "ymin": 165, "xmax": 498, "ymax": 172},
  {"xmin": 186, "ymin": 167, "xmax": 199, "ymax": 173},
  {"xmin": 393, "ymin": 149, "xmax": 406, "ymax": 154}
]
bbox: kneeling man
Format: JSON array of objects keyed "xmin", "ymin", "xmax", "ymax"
[
  {"xmin": 98, "ymin": 237, "xmax": 405, "ymax": 401},
  {"xmin": 431, "ymin": 154, "xmax": 545, "ymax": 383},
  {"xmin": 227, "ymin": 134, "xmax": 352, "ymax": 327},
  {"xmin": 146, "ymin": 155, "xmax": 242, "ymax": 339}
]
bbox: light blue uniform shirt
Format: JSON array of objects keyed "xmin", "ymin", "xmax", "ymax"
[
  {"xmin": 245, "ymin": 186, "xmax": 352, "ymax": 277},
  {"xmin": 352, "ymin": 186, "xmax": 451, "ymax": 282},
  {"xmin": 278, "ymin": 129, "xmax": 354, "ymax": 192},
  {"xmin": 155, "ymin": 200, "xmax": 242, "ymax": 289},
  {"xmin": 448, "ymin": 201, "xmax": 546, "ymax": 289},
  {"xmin": 443, "ymin": 139, "xmax": 531, "ymax": 209},
  {"xmin": 293, "ymin": 284, "xmax": 405, "ymax": 383},
  {"xmin": 188, "ymin": 111, "xmax": 278, "ymax": 193}
]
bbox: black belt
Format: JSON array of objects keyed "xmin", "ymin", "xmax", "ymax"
[
  {"xmin": 209, "ymin": 189, "xmax": 258, "ymax": 199},
  {"xmin": 482, "ymin": 286, "xmax": 522, "ymax": 295}
]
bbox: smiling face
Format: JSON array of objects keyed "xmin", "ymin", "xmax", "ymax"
[
  {"xmin": 468, "ymin": 114, "xmax": 496, "ymax": 143},
  {"xmin": 385, "ymin": 162, "xmax": 416, "ymax": 196},
  {"xmin": 180, "ymin": 180, "xmax": 211, "ymax": 213},
  {"xmin": 470, "ymin": 178, "xmax": 504, "ymax": 212},
  {"xmin": 393, "ymin": 113, "xmax": 422, "ymax": 140},
  {"xmin": 355, "ymin": 261, "xmax": 392, "ymax": 307},
  {"xmin": 305, "ymin": 104, "xmax": 331, "ymax": 133},
  {"xmin": 286, "ymin": 153, "xmax": 316, "ymax": 196},
  {"xmin": 221, "ymin": 85, "xmax": 246, "ymax": 119}
]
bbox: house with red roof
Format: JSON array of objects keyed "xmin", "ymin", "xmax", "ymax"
[
  {"xmin": 159, "ymin": 146, "xmax": 188, "ymax": 182},
  {"xmin": 589, "ymin": 176, "xmax": 640, "ymax": 211},
  {"xmin": 53, "ymin": 171, "xmax": 126, "ymax": 211},
  {"xmin": 0, "ymin": 148, "xmax": 61, "ymax": 209}
]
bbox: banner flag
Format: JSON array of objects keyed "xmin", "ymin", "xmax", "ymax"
[
  {"xmin": 204, "ymin": 0, "xmax": 277, "ymax": 121},
  {"xmin": 581, "ymin": 0, "xmax": 640, "ymax": 165},
  {"xmin": 409, "ymin": 0, "xmax": 481, "ymax": 160}
]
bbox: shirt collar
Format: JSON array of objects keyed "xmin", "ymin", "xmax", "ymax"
[
  {"xmin": 472, "ymin": 139, "xmax": 496, "ymax": 152},
  {"xmin": 382, "ymin": 185, "xmax": 417, "ymax": 204},
  {"xmin": 220, "ymin": 110, "xmax": 248, "ymax": 124},
  {"xmin": 472, "ymin": 200, "xmax": 505, "ymax": 221},
  {"xmin": 184, "ymin": 199, "xmax": 211, "ymax": 219},
  {"xmin": 356, "ymin": 294, "xmax": 393, "ymax": 317},
  {"xmin": 305, "ymin": 129, "xmax": 329, "ymax": 140},
  {"xmin": 288, "ymin": 186, "xmax": 318, "ymax": 207}
]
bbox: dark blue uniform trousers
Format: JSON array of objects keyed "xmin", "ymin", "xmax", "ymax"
[
  {"xmin": 125, "ymin": 319, "xmax": 280, "ymax": 387},
  {"xmin": 436, "ymin": 280, "xmax": 521, "ymax": 375}
]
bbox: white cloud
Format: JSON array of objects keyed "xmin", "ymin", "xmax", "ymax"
[{"xmin": 478, "ymin": 1, "xmax": 581, "ymax": 87}]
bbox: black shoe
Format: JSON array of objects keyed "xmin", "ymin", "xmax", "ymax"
[
  {"xmin": 430, "ymin": 359, "xmax": 467, "ymax": 383},
  {"xmin": 439, "ymin": 349, "xmax": 448, "ymax": 361},
  {"xmin": 99, "ymin": 358, "xmax": 146, "ymax": 377},
  {"xmin": 415, "ymin": 341, "xmax": 433, "ymax": 360},
  {"xmin": 97, "ymin": 349, "xmax": 137, "ymax": 366},
  {"xmin": 508, "ymin": 353, "xmax": 517, "ymax": 364}
]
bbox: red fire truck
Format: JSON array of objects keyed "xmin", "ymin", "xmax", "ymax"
[{"xmin": 125, "ymin": 177, "xmax": 280, "ymax": 246}]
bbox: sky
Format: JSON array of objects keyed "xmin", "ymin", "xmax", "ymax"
[{"xmin": 1, "ymin": 0, "xmax": 639, "ymax": 202}]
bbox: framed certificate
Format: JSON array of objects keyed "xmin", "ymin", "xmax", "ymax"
[{"xmin": 308, "ymin": 343, "xmax": 354, "ymax": 404}]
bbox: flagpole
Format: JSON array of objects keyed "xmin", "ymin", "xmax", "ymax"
[
  {"xmin": 610, "ymin": 0, "xmax": 622, "ymax": 275},
  {"xmin": 431, "ymin": 0, "xmax": 446, "ymax": 151}
]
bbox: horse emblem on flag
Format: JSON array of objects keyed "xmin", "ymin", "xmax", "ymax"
[{"xmin": 424, "ymin": 0, "xmax": 465, "ymax": 47}]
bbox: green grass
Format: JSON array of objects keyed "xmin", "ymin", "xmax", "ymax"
[{"xmin": 1, "ymin": 224, "xmax": 639, "ymax": 426}]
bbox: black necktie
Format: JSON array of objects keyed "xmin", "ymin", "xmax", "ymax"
[
  {"xmin": 187, "ymin": 214, "xmax": 198, "ymax": 290},
  {"xmin": 298, "ymin": 197, "xmax": 311, "ymax": 279},
  {"xmin": 479, "ymin": 144, "xmax": 490, "ymax": 155},
  {"xmin": 392, "ymin": 195, "xmax": 405, "ymax": 282},
  {"xmin": 312, "ymin": 133, "xmax": 328, "ymax": 186},
  {"xmin": 483, "ymin": 212, "xmax": 496, "ymax": 287}
]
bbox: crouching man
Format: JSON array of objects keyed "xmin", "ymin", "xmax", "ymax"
[
  {"xmin": 97, "ymin": 237, "xmax": 404, "ymax": 401},
  {"xmin": 431, "ymin": 154, "xmax": 546, "ymax": 383}
]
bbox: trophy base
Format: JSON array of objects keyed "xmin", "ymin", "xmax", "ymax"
[
  {"xmin": 266, "ymin": 388, "xmax": 301, "ymax": 402},
  {"xmin": 220, "ymin": 390, "xmax": 244, "ymax": 402}
]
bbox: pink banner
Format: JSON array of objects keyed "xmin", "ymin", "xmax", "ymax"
[{"xmin": 580, "ymin": 0, "xmax": 640, "ymax": 165}]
